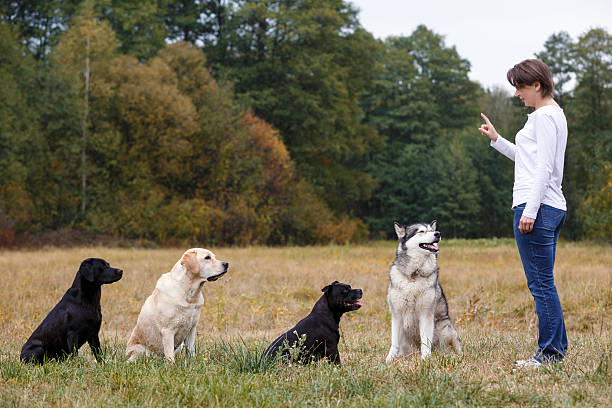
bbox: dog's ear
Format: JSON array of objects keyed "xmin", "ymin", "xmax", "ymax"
[
  {"xmin": 322, "ymin": 281, "xmax": 340, "ymax": 293},
  {"xmin": 394, "ymin": 222, "xmax": 405, "ymax": 239},
  {"xmin": 430, "ymin": 220, "xmax": 437, "ymax": 230},
  {"xmin": 181, "ymin": 250, "xmax": 200, "ymax": 277},
  {"xmin": 79, "ymin": 259, "xmax": 95, "ymax": 282}
]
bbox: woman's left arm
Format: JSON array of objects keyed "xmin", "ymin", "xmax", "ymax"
[{"xmin": 520, "ymin": 113, "xmax": 558, "ymax": 233}]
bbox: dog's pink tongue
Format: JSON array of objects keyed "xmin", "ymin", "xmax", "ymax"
[
  {"xmin": 433, "ymin": 243, "xmax": 439, "ymax": 249},
  {"xmin": 354, "ymin": 301, "xmax": 363, "ymax": 307}
]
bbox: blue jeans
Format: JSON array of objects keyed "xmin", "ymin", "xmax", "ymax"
[{"xmin": 513, "ymin": 203, "xmax": 567, "ymax": 362}]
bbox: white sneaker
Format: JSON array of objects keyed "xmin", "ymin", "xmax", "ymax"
[{"xmin": 513, "ymin": 358, "xmax": 542, "ymax": 370}]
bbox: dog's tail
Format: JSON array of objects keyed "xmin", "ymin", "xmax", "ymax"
[
  {"xmin": 450, "ymin": 335, "xmax": 462, "ymax": 355},
  {"xmin": 125, "ymin": 343, "xmax": 147, "ymax": 362},
  {"xmin": 125, "ymin": 327, "xmax": 147, "ymax": 362},
  {"xmin": 264, "ymin": 333, "xmax": 291, "ymax": 361}
]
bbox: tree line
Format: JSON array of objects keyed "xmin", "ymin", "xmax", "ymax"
[{"xmin": 0, "ymin": 0, "xmax": 610, "ymax": 245}]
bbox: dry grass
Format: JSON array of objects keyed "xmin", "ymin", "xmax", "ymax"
[{"xmin": 0, "ymin": 241, "xmax": 610, "ymax": 407}]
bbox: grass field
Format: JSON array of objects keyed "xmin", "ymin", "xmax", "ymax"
[{"xmin": 0, "ymin": 241, "xmax": 610, "ymax": 407}]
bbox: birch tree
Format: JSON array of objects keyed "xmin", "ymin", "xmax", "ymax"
[{"xmin": 55, "ymin": 1, "xmax": 117, "ymax": 215}]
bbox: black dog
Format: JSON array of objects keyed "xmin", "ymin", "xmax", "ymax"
[
  {"xmin": 20, "ymin": 258, "xmax": 123, "ymax": 364},
  {"xmin": 264, "ymin": 281, "xmax": 362, "ymax": 365}
]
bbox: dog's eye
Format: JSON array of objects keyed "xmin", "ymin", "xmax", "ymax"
[{"xmin": 205, "ymin": 255, "xmax": 211, "ymax": 260}]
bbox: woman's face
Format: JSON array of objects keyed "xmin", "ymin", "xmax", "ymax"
[{"xmin": 514, "ymin": 83, "xmax": 540, "ymax": 107}]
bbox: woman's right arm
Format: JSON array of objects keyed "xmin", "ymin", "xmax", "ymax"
[{"xmin": 479, "ymin": 113, "xmax": 516, "ymax": 161}]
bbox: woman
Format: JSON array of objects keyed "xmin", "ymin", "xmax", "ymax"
[{"xmin": 478, "ymin": 59, "xmax": 568, "ymax": 369}]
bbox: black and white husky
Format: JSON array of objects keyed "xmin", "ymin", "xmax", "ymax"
[{"xmin": 386, "ymin": 220, "xmax": 461, "ymax": 362}]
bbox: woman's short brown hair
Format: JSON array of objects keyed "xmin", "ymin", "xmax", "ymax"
[{"xmin": 507, "ymin": 59, "xmax": 554, "ymax": 97}]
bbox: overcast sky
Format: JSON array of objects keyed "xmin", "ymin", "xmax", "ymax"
[{"xmin": 349, "ymin": 0, "xmax": 612, "ymax": 94}]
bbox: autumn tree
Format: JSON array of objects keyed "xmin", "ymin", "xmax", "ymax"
[
  {"xmin": 201, "ymin": 0, "xmax": 383, "ymax": 215},
  {"xmin": 55, "ymin": 1, "xmax": 117, "ymax": 215}
]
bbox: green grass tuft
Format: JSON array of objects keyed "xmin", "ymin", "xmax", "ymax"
[{"xmin": 215, "ymin": 338, "xmax": 278, "ymax": 374}]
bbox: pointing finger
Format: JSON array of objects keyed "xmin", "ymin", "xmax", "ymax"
[{"xmin": 480, "ymin": 113, "xmax": 491, "ymax": 125}]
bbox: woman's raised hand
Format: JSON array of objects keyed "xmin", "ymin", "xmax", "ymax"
[{"xmin": 478, "ymin": 113, "xmax": 500, "ymax": 142}]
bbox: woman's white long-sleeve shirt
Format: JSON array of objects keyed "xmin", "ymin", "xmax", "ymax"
[{"xmin": 490, "ymin": 105, "xmax": 567, "ymax": 219}]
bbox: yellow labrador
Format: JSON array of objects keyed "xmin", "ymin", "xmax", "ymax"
[{"xmin": 126, "ymin": 248, "xmax": 228, "ymax": 362}]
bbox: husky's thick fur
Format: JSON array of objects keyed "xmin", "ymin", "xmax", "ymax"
[{"xmin": 386, "ymin": 221, "xmax": 461, "ymax": 362}]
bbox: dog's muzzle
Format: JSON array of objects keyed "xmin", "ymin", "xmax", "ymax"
[
  {"xmin": 207, "ymin": 263, "xmax": 228, "ymax": 281},
  {"xmin": 344, "ymin": 289, "xmax": 363, "ymax": 310},
  {"xmin": 344, "ymin": 300, "xmax": 363, "ymax": 309},
  {"xmin": 419, "ymin": 235, "xmax": 440, "ymax": 253}
]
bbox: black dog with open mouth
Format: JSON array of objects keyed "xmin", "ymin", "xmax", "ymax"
[{"xmin": 264, "ymin": 281, "xmax": 362, "ymax": 365}]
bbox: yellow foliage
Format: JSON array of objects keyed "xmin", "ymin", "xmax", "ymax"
[
  {"xmin": 6, "ymin": 25, "xmax": 369, "ymax": 245},
  {"xmin": 157, "ymin": 42, "xmax": 219, "ymax": 110},
  {"xmin": 167, "ymin": 199, "xmax": 228, "ymax": 245},
  {"xmin": 243, "ymin": 112, "xmax": 294, "ymax": 196},
  {"xmin": 54, "ymin": 3, "xmax": 118, "ymax": 83},
  {"xmin": 314, "ymin": 215, "xmax": 368, "ymax": 244},
  {"xmin": 101, "ymin": 54, "xmax": 200, "ymax": 186}
]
